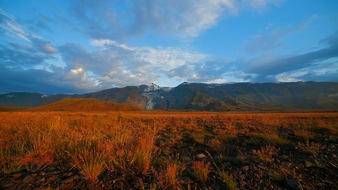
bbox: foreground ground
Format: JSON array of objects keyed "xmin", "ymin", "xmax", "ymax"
[{"xmin": 0, "ymin": 111, "xmax": 337, "ymax": 189}]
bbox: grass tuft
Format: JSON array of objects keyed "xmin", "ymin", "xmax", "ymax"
[
  {"xmin": 192, "ymin": 160, "xmax": 211, "ymax": 183},
  {"xmin": 219, "ymin": 171, "xmax": 237, "ymax": 190},
  {"xmin": 252, "ymin": 145, "xmax": 280, "ymax": 163}
]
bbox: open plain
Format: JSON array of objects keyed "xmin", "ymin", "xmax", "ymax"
[{"xmin": 1, "ymin": 111, "xmax": 337, "ymax": 189}]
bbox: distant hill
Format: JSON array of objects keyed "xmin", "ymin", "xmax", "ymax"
[
  {"xmin": 29, "ymin": 98, "xmax": 141, "ymax": 112},
  {"xmin": 81, "ymin": 86, "xmax": 148, "ymax": 109},
  {"xmin": 1, "ymin": 82, "xmax": 338, "ymax": 111},
  {"xmin": 0, "ymin": 106, "xmax": 28, "ymax": 112}
]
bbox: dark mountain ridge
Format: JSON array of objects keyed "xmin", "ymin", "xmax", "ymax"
[{"xmin": 1, "ymin": 82, "xmax": 338, "ymax": 111}]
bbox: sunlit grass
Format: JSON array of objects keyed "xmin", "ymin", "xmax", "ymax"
[{"xmin": 0, "ymin": 111, "xmax": 337, "ymax": 188}]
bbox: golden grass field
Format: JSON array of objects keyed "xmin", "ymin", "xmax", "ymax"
[{"xmin": 1, "ymin": 111, "xmax": 338, "ymax": 189}]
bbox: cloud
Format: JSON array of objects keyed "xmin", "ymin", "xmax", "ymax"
[
  {"xmin": 2, "ymin": 1, "xmax": 284, "ymax": 42},
  {"xmin": 0, "ymin": 44, "xmax": 101, "ymax": 94},
  {"xmin": 0, "ymin": 8, "xmax": 32, "ymax": 41},
  {"xmin": 0, "ymin": 65, "xmax": 75, "ymax": 94},
  {"xmin": 247, "ymin": 42, "xmax": 338, "ymax": 76},
  {"xmin": 0, "ymin": 46, "xmax": 53, "ymax": 69},
  {"xmin": 70, "ymin": 67, "xmax": 84, "ymax": 75},
  {"xmin": 275, "ymin": 70, "xmax": 308, "ymax": 82},
  {"xmin": 275, "ymin": 59, "xmax": 338, "ymax": 82},
  {"xmin": 0, "ymin": 9, "xmax": 98, "ymax": 93},
  {"xmin": 166, "ymin": 60, "xmax": 252, "ymax": 83},
  {"xmin": 242, "ymin": 0, "xmax": 284, "ymax": 11},
  {"xmin": 0, "ymin": 63, "xmax": 101, "ymax": 94},
  {"xmin": 58, "ymin": 39, "xmax": 206, "ymax": 88},
  {"xmin": 43, "ymin": 44, "xmax": 58, "ymax": 53},
  {"xmin": 246, "ymin": 31, "xmax": 338, "ymax": 81},
  {"xmin": 68, "ymin": 0, "xmax": 286, "ymax": 40},
  {"xmin": 0, "ymin": 9, "xmax": 58, "ymax": 69},
  {"xmin": 165, "ymin": 31, "xmax": 338, "ymax": 84},
  {"xmin": 0, "ymin": 40, "xmax": 58, "ymax": 70},
  {"xmin": 245, "ymin": 27, "xmax": 294, "ymax": 53},
  {"xmin": 245, "ymin": 17, "xmax": 315, "ymax": 54},
  {"xmin": 68, "ymin": 0, "xmax": 240, "ymax": 39}
]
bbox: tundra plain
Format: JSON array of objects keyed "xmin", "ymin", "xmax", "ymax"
[{"xmin": 0, "ymin": 110, "xmax": 337, "ymax": 189}]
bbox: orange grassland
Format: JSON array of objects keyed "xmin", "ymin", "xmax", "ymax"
[{"xmin": 0, "ymin": 111, "xmax": 337, "ymax": 189}]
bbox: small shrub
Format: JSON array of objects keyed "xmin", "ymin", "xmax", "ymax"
[
  {"xmin": 219, "ymin": 171, "xmax": 237, "ymax": 190},
  {"xmin": 247, "ymin": 133, "xmax": 288, "ymax": 146},
  {"xmin": 192, "ymin": 160, "xmax": 211, "ymax": 183},
  {"xmin": 164, "ymin": 163, "xmax": 179, "ymax": 188},
  {"xmin": 297, "ymin": 140, "xmax": 323, "ymax": 156},
  {"xmin": 70, "ymin": 148, "xmax": 105, "ymax": 181},
  {"xmin": 252, "ymin": 145, "xmax": 279, "ymax": 163},
  {"xmin": 133, "ymin": 136, "xmax": 156, "ymax": 174},
  {"xmin": 294, "ymin": 129, "xmax": 313, "ymax": 140},
  {"xmin": 190, "ymin": 131, "xmax": 205, "ymax": 144},
  {"xmin": 21, "ymin": 151, "xmax": 54, "ymax": 172}
]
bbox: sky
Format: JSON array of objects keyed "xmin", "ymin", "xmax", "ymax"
[{"xmin": 1, "ymin": 0, "xmax": 338, "ymax": 94}]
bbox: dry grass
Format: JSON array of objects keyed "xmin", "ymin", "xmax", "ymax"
[
  {"xmin": 191, "ymin": 160, "xmax": 211, "ymax": 183},
  {"xmin": 219, "ymin": 171, "xmax": 237, "ymax": 190},
  {"xmin": 297, "ymin": 140, "xmax": 323, "ymax": 157},
  {"xmin": 252, "ymin": 145, "xmax": 280, "ymax": 163},
  {"xmin": 0, "ymin": 111, "xmax": 337, "ymax": 188},
  {"xmin": 70, "ymin": 148, "xmax": 106, "ymax": 181},
  {"xmin": 163, "ymin": 163, "xmax": 180, "ymax": 188},
  {"xmin": 0, "ymin": 112, "xmax": 157, "ymax": 180}
]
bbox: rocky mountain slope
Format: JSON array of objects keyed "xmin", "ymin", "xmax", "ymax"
[{"xmin": 1, "ymin": 82, "xmax": 338, "ymax": 111}]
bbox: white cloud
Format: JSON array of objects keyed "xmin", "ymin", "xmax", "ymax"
[
  {"xmin": 91, "ymin": 39, "xmax": 133, "ymax": 51},
  {"xmin": 267, "ymin": 57, "xmax": 338, "ymax": 83},
  {"xmin": 91, "ymin": 39, "xmax": 207, "ymax": 70},
  {"xmin": 276, "ymin": 70, "xmax": 307, "ymax": 82},
  {"xmin": 0, "ymin": 9, "xmax": 45, "ymax": 43},
  {"xmin": 66, "ymin": 67, "xmax": 100, "ymax": 90},
  {"xmin": 136, "ymin": 47, "xmax": 207, "ymax": 70},
  {"xmin": 0, "ymin": 11, "xmax": 30, "ymax": 42},
  {"xmin": 165, "ymin": 60, "xmax": 254, "ymax": 83},
  {"xmin": 70, "ymin": 67, "xmax": 84, "ymax": 75},
  {"xmin": 166, "ymin": 0, "xmax": 236, "ymax": 37},
  {"xmin": 5, "ymin": 22, "xmax": 31, "ymax": 42},
  {"xmin": 59, "ymin": 39, "xmax": 207, "ymax": 88},
  {"xmin": 75, "ymin": 73, "xmax": 100, "ymax": 90}
]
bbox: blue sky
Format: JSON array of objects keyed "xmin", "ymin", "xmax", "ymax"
[{"xmin": 1, "ymin": 0, "xmax": 338, "ymax": 93}]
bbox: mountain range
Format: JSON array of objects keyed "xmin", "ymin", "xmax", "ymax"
[{"xmin": 1, "ymin": 82, "xmax": 338, "ymax": 111}]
